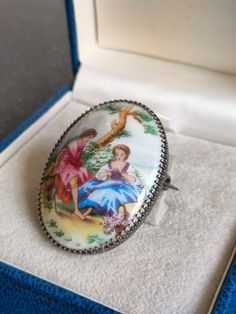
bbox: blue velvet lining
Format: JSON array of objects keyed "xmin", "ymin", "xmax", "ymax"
[
  {"xmin": 0, "ymin": 84, "xmax": 72, "ymax": 153},
  {"xmin": 65, "ymin": 0, "xmax": 80, "ymax": 73},
  {"xmin": 212, "ymin": 253, "xmax": 236, "ymax": 314},
  {"xmin": 0, "ymin": 261, "xmax": 120, "ymax": 314}
]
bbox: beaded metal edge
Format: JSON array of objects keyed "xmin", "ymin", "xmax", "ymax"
[{"xmin": 37, "ymin": 99, "xmax": 169, "ymax": 255}]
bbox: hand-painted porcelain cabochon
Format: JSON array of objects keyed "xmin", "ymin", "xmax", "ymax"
[{"xmin": 39, "ymin": 100, "xmax": 168, "ymax": 254}]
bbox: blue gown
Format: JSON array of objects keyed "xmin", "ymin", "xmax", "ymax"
[{"xmin": 78, "ymin": 162, "xmax": 143, "ymax": 216}]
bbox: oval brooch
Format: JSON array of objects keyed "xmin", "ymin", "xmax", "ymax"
[{"xmin": 38, "ymin": 100, "xmax": 178, "ymax": 254}]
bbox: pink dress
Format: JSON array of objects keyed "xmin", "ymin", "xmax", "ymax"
[{"xmin": 54, "ymin": 140, "xmax": 90, "ymax": 192}]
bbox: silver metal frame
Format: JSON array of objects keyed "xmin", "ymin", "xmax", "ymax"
[{"xmin": 37, "ymin": 100, "xmax": 169, "ymax": 254}]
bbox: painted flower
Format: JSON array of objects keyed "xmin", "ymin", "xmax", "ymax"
[{"xmin": 103, "ymin": 212, "xmax": 129, "ymax": 235}]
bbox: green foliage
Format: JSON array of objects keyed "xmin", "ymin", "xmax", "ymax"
[
  {"xmin": 87, "ymin": 235, "xmax": 97, "ymax": 244},
  {"xmin": 143, "ymin": 124, "xmax": 158, "ymax": 135},
  {"xmin": 134, "ymin": 110, "xmax": 153, "ymax": 122},
  {"xmin": 47, "ymin": 219, "xmax": 58, "ymax": 228},
  {"xmin": 54, "ymin": 230, "xmax": 64, "ymax": 237},
  {"xmin": 48, "ymin": 201, "xmax": 54, "ymax": 211},
  {"xmin": 105, "ymin": 104, "xmax": 123, "ymax": 114},
  {"xmin": 81, "ymin": 141, "xmax": 99, "ymax": 161},
  {"xmin": 116, "ymin": 130, "xmax": 132, "ymax": 138},
  {"xmin": 87, "ymin": 234, "xmax": 107, "ymax": 245},
  {"xmin": 56, "ymin": 200, "xmax": 74, "ymax": 213},
  {"xmin": 82, "ymin": 143, "xmax": 114, "ymax": 174}
]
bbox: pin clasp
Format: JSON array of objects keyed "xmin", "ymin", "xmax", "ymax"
[{"xmin": 163, "ymin": 175, "xmax": 179, "ymax": 191}]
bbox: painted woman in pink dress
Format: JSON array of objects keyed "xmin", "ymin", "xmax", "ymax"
[{"xmin": 54, "ymin": 128, "xmax": 97, "ymax": 220}]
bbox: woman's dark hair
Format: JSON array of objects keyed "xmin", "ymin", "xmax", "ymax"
[
  {"xmin": 79, "ymin": 128, "xmax": 97, "ymax": 139},
  {"xmin": 112, "ymin": 144, "xmax": 130, "ymax": 160}
]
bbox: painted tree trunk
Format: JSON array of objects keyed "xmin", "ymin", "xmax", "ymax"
[{"xmin": 96, "ymin": 104, "xmax": 134, "ymax": 146}]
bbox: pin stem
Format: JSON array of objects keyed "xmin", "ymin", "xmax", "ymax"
[{"xmin": 163, "ymin": 175, "xmax": 179, "ymax": 191}]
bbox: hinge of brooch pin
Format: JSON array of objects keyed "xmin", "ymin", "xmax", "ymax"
[{"xmin": 163, "ymin": 174, "xmax": 179, "ymax": 191}]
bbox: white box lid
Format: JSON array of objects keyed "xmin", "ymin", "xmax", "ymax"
[{"xmin": 72, "ymin": 0, "xmax": 236, "ymax": 146}]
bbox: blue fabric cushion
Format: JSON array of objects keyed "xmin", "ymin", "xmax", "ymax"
[
  {"xmin": 0, "ymin": 261, "xmax": 120, "ymax": 314},
  {"xmin": 212, "ymin": 254, "xmax": 236, "ymax": 314}
]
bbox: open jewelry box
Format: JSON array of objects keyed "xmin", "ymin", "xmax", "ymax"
[{"xmin": 0, "ymin": 1, "xmax": 236, "ymax": 313}]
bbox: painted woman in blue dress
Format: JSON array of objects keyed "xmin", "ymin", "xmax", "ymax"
[{"xmin": 78, "ymin": 144, "xmax": 144, "ymax": 217}]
